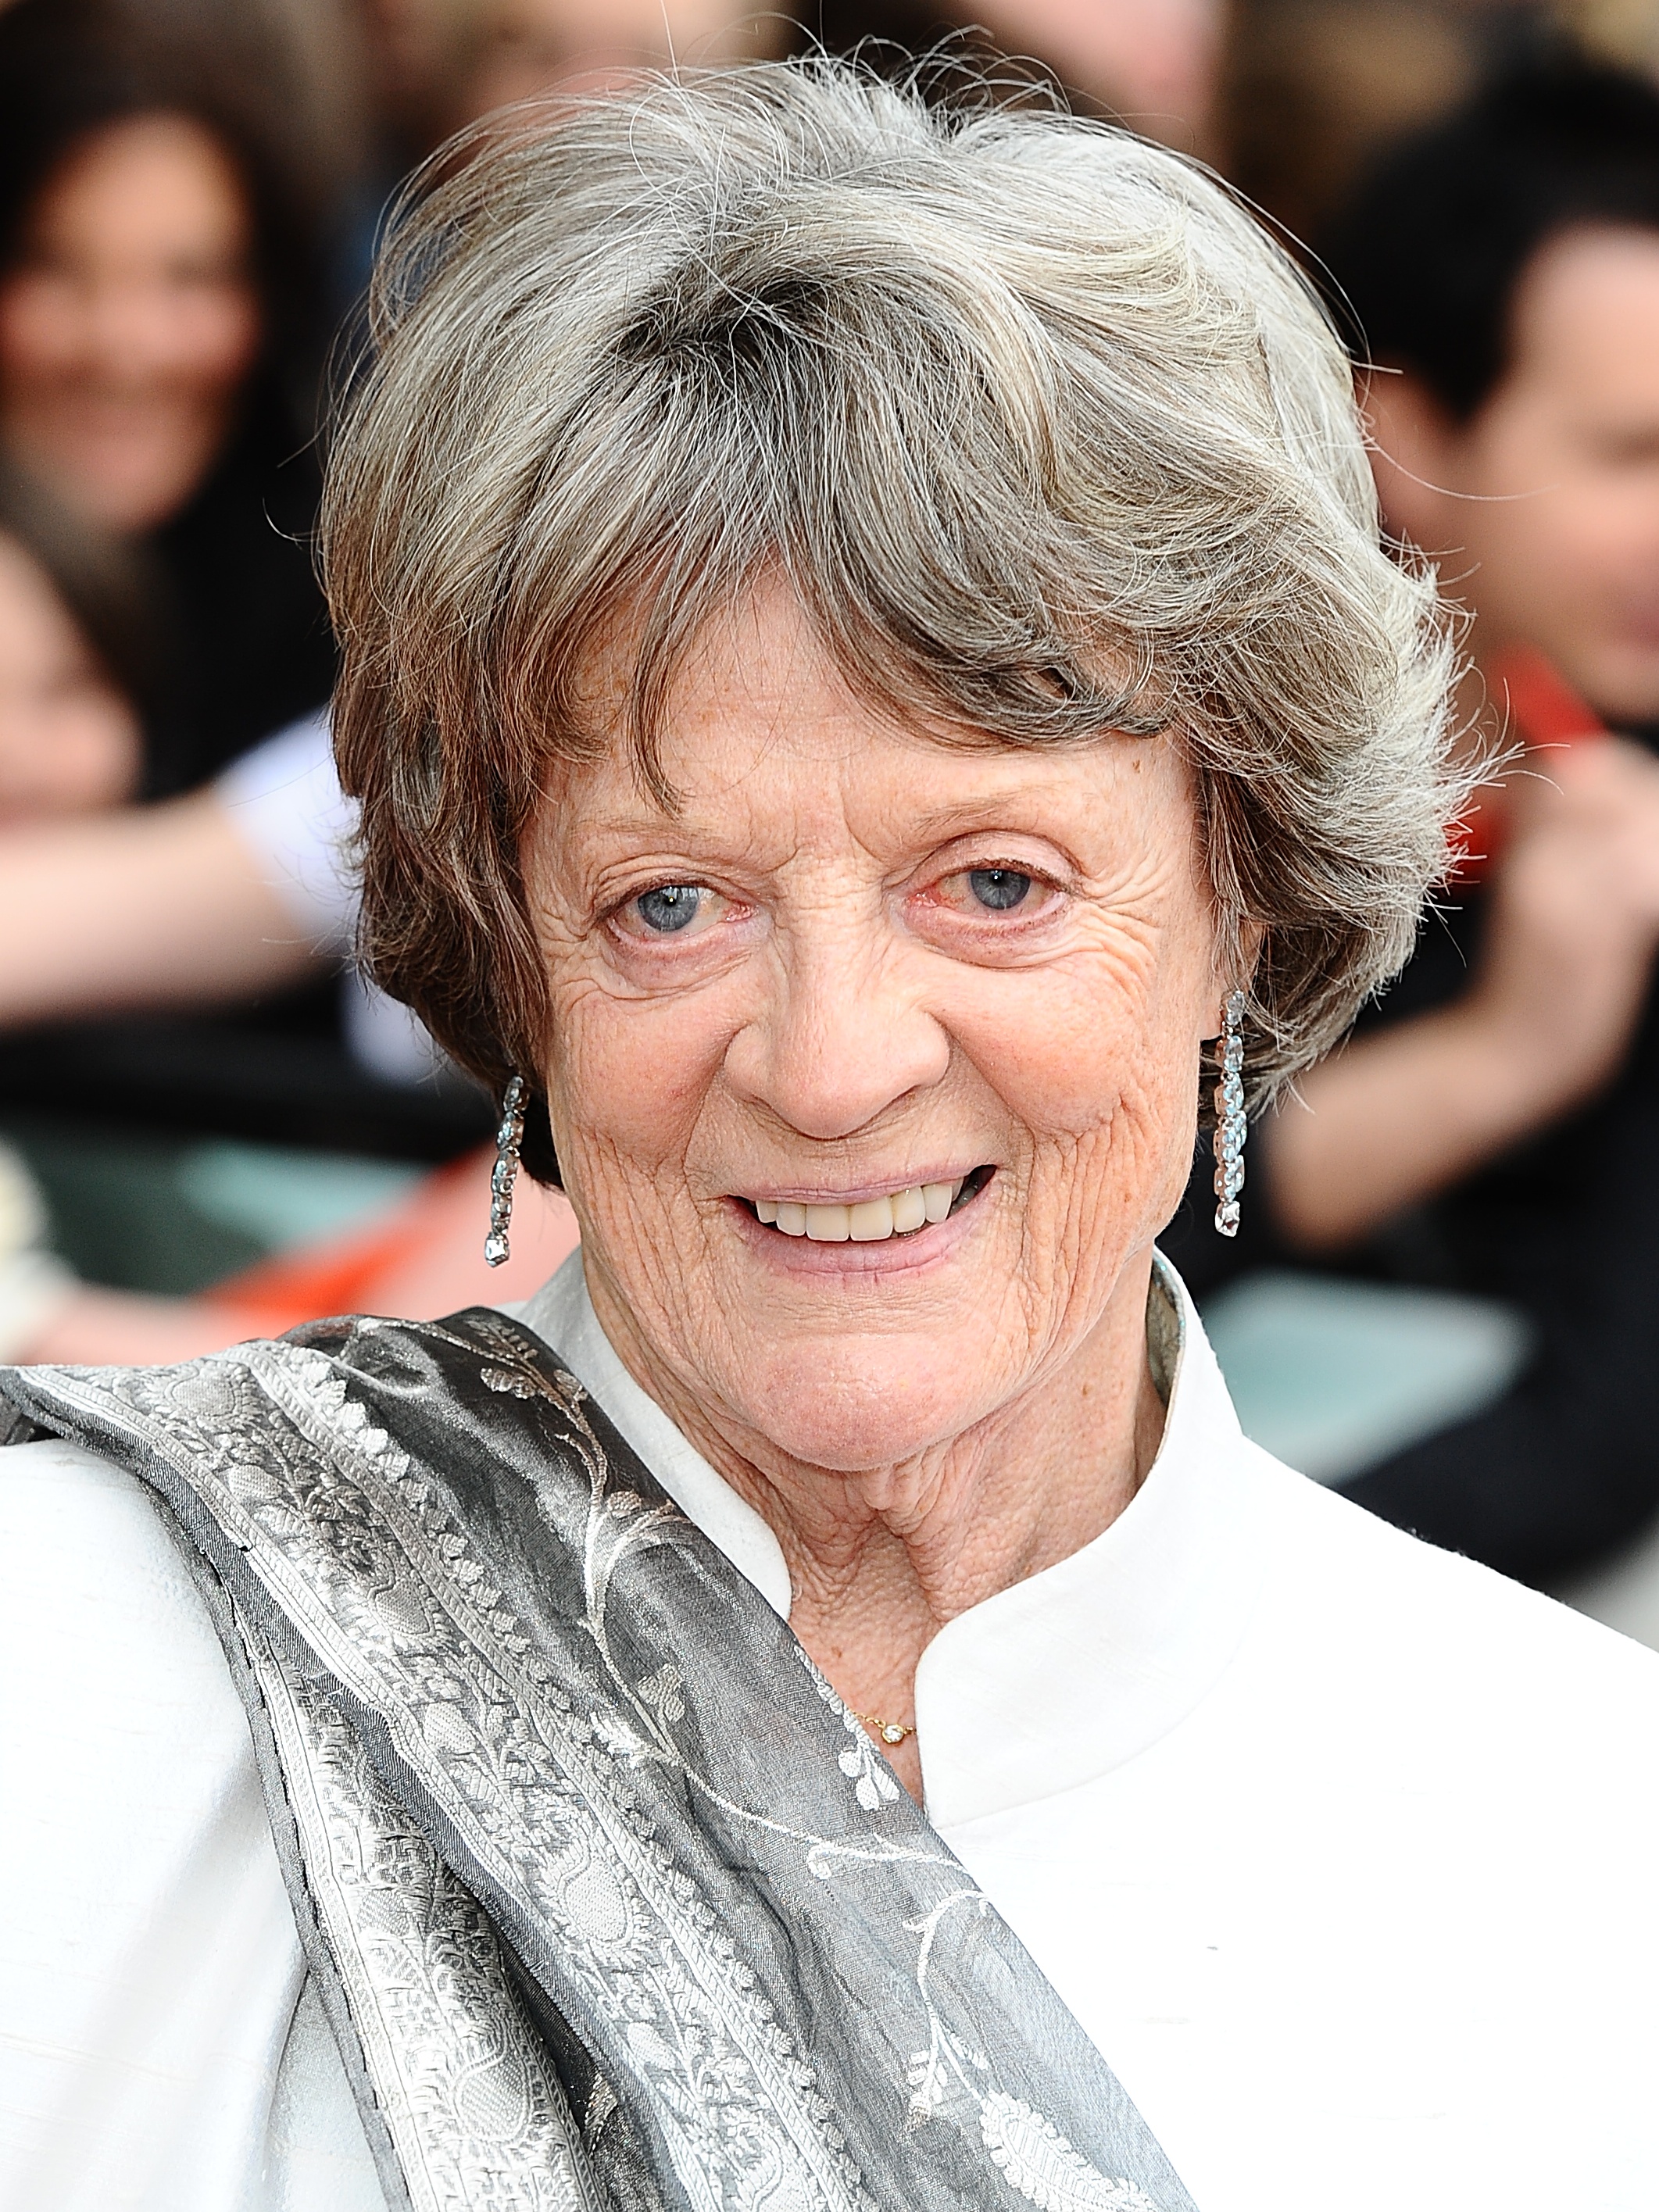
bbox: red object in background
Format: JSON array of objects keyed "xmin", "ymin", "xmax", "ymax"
[
  {"xmin": 200, "ymin": 1145, "xmax": 581, "ymax": 1336},
  {"xmin": 1450, "ymin": 647, "xmax": 1608, "ymax": 883},
  {"xmin": 1493, "ymin": 646, "xmax": 1610, "ymax": 749}
]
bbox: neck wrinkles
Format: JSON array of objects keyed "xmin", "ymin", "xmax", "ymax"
[{"xmin": 579, "ymin": 1242, "xmax": 1166, "ymax": 1664}]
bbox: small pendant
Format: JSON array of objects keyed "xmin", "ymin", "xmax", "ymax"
[{"xmin": 849, "ymin": 1705, "xmax": 916, "ymax": 1746}]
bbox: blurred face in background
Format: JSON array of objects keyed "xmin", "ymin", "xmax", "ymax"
[
  {"xmin": 0, "ymin": 115, "xmax": 262, "ymax": 535},
  {"xmin": 965, "ymin": 0, "xmax": 1222, "ymax": 145},
  {"xmin": 467, "ymin": 0, "xmax": 772, "ymax": 107},
  {"xmin": 367, "ymin": 0, "xmax": 782, "ymax": 145},
  {"xmin": 0, "ymin": 532, "xmax": 141, "ymax": 824},
  {"xmin": 1370, "ymin": 224, "xmax": 1659, "ymax": 727}
]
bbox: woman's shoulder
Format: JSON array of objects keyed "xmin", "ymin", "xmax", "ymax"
[
  {"xmin": 2, "ymin": 1434, "xmax": 220, "ymax": 1652},
  {"xmin": 1244, "ymin": 1438, "xmax": 1659, "ymax": 1755},
  {"xmin": 0, "ymin": 1431, "xmax": 263, "ymax": 1808},
  {"xmin": 0, "ymin": 1435, "xmax": 368, "ymax": 2207}
]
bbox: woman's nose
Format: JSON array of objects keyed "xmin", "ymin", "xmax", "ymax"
[{"xmin": 723, "ymin": 935, "xmax": 952, "ymax": 1142}]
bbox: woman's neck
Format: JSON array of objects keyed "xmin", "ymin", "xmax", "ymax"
[{"xmin": 587, "ymin": 1248, "xmax": 1165, "ymax": 1797}]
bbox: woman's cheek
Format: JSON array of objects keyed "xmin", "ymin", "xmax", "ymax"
[
  {"xmin": 549, "ymin": 974, "xmax": 731, "ymax": 1181},
  {"xmin": 955, "ymin": 949, "xmax": 1158, "ymax": 1143},
  {"xmin": 964, "ymin": 941, "xmax": 1203, "ymax": 1262}
]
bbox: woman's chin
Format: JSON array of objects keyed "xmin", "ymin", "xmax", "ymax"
[{"xmin": 713, "ymin": 1336, "xmax": 1010, "ymax": 1474}]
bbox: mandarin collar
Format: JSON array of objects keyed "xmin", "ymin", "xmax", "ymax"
[
  {"xmin": 517, "ymin": 1249, "xmax": 1270, "ymax": 1828},
  {"xmin": 913, "ymin": 1258, "xmax": 1272, "ymax": 1827}
]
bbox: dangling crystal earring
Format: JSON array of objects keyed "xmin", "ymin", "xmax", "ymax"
[
  {"xmin": 484, "ymin": 1075, "xmax": 527, "ymax": 1267},
  {"xmin": 1213, "ymin": 990, "xmax": 1246, "ymax": 1238}
]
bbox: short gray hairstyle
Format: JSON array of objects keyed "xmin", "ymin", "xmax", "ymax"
[{"xmin": 324, "ymin": 58, "xmax": 1459, "ymax": 1144}]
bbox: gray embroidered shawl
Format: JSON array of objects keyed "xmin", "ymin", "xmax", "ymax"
[{"xmin": 1, "ymin": 1308, "xmax": 1198, "ymax": 2212}]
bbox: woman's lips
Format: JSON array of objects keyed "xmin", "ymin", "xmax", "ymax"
[
  {"xmin": 733, "ymin": 1167, "xmax": 995, "ymax": 1249},
  {"xmin": 757, "ymin": 1177, "xmax": 960, "ymax": 1242}
]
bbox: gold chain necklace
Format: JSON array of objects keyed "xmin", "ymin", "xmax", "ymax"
[{"xmin": 849, "ymin": 1708, "xmax": 916, "ymax": 1746}]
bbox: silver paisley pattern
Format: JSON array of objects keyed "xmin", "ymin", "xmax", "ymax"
[
  {"xmin": 1, "ymin": 1311, "xmax": 1199, "ymax": 2212},
  {"xmin": 240, "ymin": 1611, "xmax": 599, "ymax": 2212}
]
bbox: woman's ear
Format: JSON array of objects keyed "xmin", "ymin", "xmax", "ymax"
[{"xmin": 1362, "ymin": 365, "xmax": 1465, "ymax": 554}]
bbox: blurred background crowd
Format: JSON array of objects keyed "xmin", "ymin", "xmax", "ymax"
[{"xmin": 4, "ymin": 0, "xmax": 1659, "ymax": 1642}]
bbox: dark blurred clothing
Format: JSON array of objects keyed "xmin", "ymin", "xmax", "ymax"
[
  {"xmin": 1164, "ymin": 881, "xmax": 1659, "ymax": 1588},
  {"xmin": 141, "ymin": 392, "xmax": 334, "ymax": 798},
  {"xmin": 1335, "ymin": 893, "xmax": 1659, "ymax": 1585},
  {"xmin": 0, "ymin": 391, "xmax": 341, "ymax": 1145},
  {"xmin": 0, "ymin": 987, "xmax": 494, "ymax": 1168}
]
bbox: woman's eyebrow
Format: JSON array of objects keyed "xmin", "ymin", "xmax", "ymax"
[
  {"xmin": 909, "ymin": 797, "xmax": 1053, "ymax": 835},
  {"xmin": 901, "ymin": 781, "xmax": 1094, "ymax": 844}
]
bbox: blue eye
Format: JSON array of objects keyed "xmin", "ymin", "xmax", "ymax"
[
  {"xmin": 635, "ymin": 884, "xmax": 703, "ymax": 934},
  {"xmin": 968, "ymin": 867, "xmax": 1032, "ymax": 912}
]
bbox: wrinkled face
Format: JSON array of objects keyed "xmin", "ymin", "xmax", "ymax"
[
  {"xmin": 525, "ymin": 585, "xmax": 1225, "ymax": 1474},
  {"xmin": 0, "ymin": 533, "xmax": 140, "ymax": 824},
  {"xmin": 0, "ymin": 115, "xmax": 260, "ymax": 534},
  {"xmin": 1378, "ymin": 226, "xmax": 1659, "ymax": 725}
]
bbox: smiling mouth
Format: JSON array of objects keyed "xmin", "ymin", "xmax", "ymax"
[{"xmin": 740, "ymin": 1166, "xmax": 995, "ymax": 1244}]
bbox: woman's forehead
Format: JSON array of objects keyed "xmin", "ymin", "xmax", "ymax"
[
  {"xmin": 574, "ymin": 574, "xmax": 837, "ymax": 715},
  {"xmin": 537, "ymin": 714, "xmax": 1185, "ymax": 884},
  {"xmin": 568, "ymin": 573, "xmax": 1136, "ymax": 759},
  {"xmin": 545, "ymin": 581, "xmax": 1184, "ymax": 837}
]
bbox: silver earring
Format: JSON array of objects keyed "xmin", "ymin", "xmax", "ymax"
[
  {"xmin": 1213, "ymin": 991, "xmax": 1246, "ymax": 1238},
  {"xmin": 484, "ymin": 1075, "xmax": 527, "ymax": 1267}
]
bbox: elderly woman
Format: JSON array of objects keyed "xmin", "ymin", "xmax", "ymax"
[{"xmin": 2, "ymin": 61, "xmax": 1654, "ymax": 2212}]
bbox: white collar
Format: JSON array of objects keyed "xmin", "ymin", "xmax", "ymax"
[
  {"xmin": 517, "ymin": 1253, "xmax": 793, "ymax": 1617},
  {"xmin": 913, "ymin": 1258, "xmax": 1272, "ymax": 1827},
  {"xmin": 513, "ymin": 1249, "xmax": 1272, "ymax": 1828}
]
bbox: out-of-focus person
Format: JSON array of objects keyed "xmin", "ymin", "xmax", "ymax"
[
  {"xmin": 1217, "ymin": 0, "xmax": 1659, "ymax": 252},
  {"xmin": 1192, "ymin": 55, "xmax": 1659, "ymax": 1584},
  {"xmin": 364, "ymin": 0, "xmax": 788, "ymax": 159},
  {"xmin": 0, "ymin": 461, "xmax": 153, "ymax": 826},
  {"xmin": 806, "ymin": 0, "xmax": 1224, "ymax": 149},
  {"xmin": 0, "ymin": 477, "xmax": 577, "ymax": 1360},
  {"xmin": 0, "ymin": 0, "xmax": 378, "ymax": 1161},
  {"xmin": 1343, "ymin": 57, "xmax": 1659, "ymax": 731},
  {"xmin": 0, "ymin": 0, "xmax": 335, "ymax": 798}
]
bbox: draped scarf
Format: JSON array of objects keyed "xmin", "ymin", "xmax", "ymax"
[{"xmin": 1, "ymin": 1307, "xmax": 1197, "ymax": 2212}]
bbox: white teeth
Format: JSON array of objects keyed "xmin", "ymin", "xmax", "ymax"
[
  {"xmin": 922, "ymin": 1181, "xmax": 956, "ymax": 1224},
  {"xmin": 753, "ymin": 1178, "xmax": 970, "ymax": 1242},
  {"xmin": 890, "ymin": 1185, "xmax": 927, "ymax": 1234}
]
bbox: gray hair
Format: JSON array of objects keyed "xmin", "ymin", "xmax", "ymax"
[{"xmin": 324, "ymin": 58, "xmax": 1459, "ymax": 1128}]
